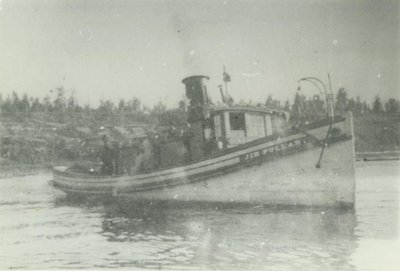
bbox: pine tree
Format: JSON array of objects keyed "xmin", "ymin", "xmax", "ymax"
[
  {"xmin": 335, "ymin": 87, "xmax": 348, "ymax": 114},
  {"xmin": 283, "ymin": 100, "xmax": 290, "ymax": 111},
  {"xmin": 53, "ymin": 87, "xmax": 67, "ymax": 112},
  {"xmin": 353, "ymin": 96, "xmax": 363, "ymax": 115},
  {"xmin": 131, "ymin": 97, "xmax": 141, "ymax": 113},
  {"xmin": 43, "ymin": 95, "xmax": 52, "ymax": 112},
  {"xmin": 372, "ymin": 95, "xmax": 383, "ymax": 113},
  {"xmin": 31, "ymin": 97, "xmax": 42, "ymax": 112},
  {"xmin": 67, "ymin": 93, "xmax": 77, "ymax": 111},
  {"xmin": 347, "ymin": 98, "xmax": 355, "ymax": 112},
  {"xmin": 21, "ymin": 93, "xmax": 30, "ymax": 113},
  {"xmin": 304, "ymin": 95, "xmax": 326, "ymax": 121},
  {"xmin": 384, "ymin": 98, "xmax": 399, "ymax": 114},
  {"xmin": 289, "ymin": 92, "xmax": 305, "ymax": 123},
  {"xmin": 118, "ymin": 99, "xmax": 126, "ymax": 112},
  {"xmin": 361, "ymin": 101, "xmax": 370, "ymax": 114},
  {"xmin": 1, "ymin": 95, "xmax": 12, "ymax": 113},
  {"xmin": 265, "ymin": 95, "xmax": 274, "ymax": 107},
  {"xmin": 11, "ymin": 91, "xmax": 20, "ymax": 112}
]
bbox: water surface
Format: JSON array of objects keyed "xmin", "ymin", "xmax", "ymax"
[{"xmin": 0, "ymin": 161, "xmax": 399, "ymax": 270}]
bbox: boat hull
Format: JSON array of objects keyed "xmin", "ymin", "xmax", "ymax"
[{"xmin": 52, "ymin": 113, "xmax": 356, "ymax": 207}]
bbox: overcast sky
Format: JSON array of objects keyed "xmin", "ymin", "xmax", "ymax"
[{"xmin": 0, "ymin": 0, "xmax": 398, "ymax": 107}]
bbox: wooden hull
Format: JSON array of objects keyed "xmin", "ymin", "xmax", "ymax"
[{"xmin": 52, "ymin": 113, "xmax": 356, "ymax": 207}]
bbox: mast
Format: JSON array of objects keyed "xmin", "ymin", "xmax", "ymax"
[
  {"xmin": 327, "ymin": 73, "xmax": 335, "ymax": 121},
  {"xmin": 223, "ymin": 65, "xmax": 231, "ymax": 95}
]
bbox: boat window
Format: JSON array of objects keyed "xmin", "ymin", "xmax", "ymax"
[{"xmin": 229, "ymin": 112, "xmax": 245, "ymax": 130}]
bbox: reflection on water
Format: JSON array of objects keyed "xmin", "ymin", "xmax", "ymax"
[
  {"xmin": 97, "ymin": 203, "xmax": 357, "ymax": 270},
  {"xmin": 0, "ymin": 161, "xmax": 398, "ymax": 270}
]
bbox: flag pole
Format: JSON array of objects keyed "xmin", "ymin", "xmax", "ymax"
[
  {"xmin": 223, "ymin": 66, "xmax": 228, "ymax": 94},
  {"xmin": 327, "ymin": 73, "xmax": 335, "ymax": 121}
]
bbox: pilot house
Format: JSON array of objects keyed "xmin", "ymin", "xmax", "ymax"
[
  {"xmin": 182, "ymin": 75, "xmax": 288, "ymax": 161},
  {"xmin": 210, "ymin": 106, "xmax": 287, "ymax": 148}
]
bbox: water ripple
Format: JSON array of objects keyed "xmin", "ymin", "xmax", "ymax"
[{"xmin": 0, "ymin": 161, "xmax": 399, "ymax": 270}]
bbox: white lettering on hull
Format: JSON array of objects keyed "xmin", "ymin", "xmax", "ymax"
[{"xmin": 242, "ymin": 138, "xmax": 308, "ymax": 162}]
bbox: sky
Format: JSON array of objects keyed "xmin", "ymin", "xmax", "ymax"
[{"xmin": 0, "ymin": 0, "xmax": 399, "ymax": 108}]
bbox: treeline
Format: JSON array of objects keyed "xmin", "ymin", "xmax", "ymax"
[
  {"xmin": 259, "ymin": 88, "xmax": 399, "ymax": 153},
  {"xmin": 0, "ymin": 87, "xmax": 188, "ymax": 128},
  {"xmin": 1, "ymin": 86, "xmax": 399, "ymax": 122},
  {"xmin": 0, "ymin": 85, "xmax": 399, "ymax": 170},
  {"xmin": 259, "ymin": 87, "xmax": 400, "ymax": 122}
]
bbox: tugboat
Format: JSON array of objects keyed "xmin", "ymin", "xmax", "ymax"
[{"xmin": 51, "ymin": 73, "xmax": 356, "ymax": 208}]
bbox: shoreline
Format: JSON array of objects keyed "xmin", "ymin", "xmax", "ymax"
[
  {"xmin": 1, "ymin": 151, "xmax": 398, "ymax": 179},
  {"xmin": 355, "ymin": 151, "xmax": 400, "ymax": 162},
  {"xmin": 0, "ymin": 165, "xmax": 51, "ymax": 179}
]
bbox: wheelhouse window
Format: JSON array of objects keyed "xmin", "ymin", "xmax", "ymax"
[{"xmin": 229, "ymin": 112, "xmax": 245, "ymax": 130}]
